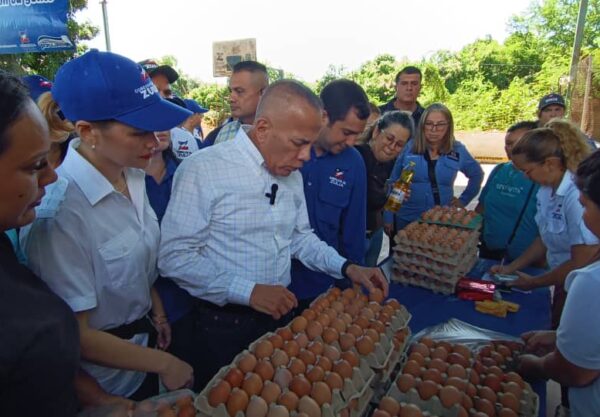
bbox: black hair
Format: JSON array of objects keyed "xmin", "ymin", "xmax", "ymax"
[
  {"xmin": 507, "ymin": 120, "xmax": 538, "ymax": 133},
  {"xmin": 575, "ymin": 150, "xmax": 600, "ymax": 208},
  {"xmin": 166, "ymin": 96, "xmax": 188, "ymax": 109},
  {"xmin": 0, "ymin": 70, "xmax": 31, "ymax": 156},
  {"xmin": 320, "ymin": 79, "xmax": 370, "ymax": 124},
  {"xmin": 359, "ymin": 110, "xmax": 414, "ymax": 144},
  {"xmin": 233, "ymin": 60, "xmax": 268, "ymax": 75},
  {"xmin": 395, "ymin": 66, "xmax": 422, "ymax": 84}
]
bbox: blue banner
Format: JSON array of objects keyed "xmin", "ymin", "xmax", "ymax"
[{"xmin": 0, "ymin": 0, "xmax": 74, "ymax": 55}]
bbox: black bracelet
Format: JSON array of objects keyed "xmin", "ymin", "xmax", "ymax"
[{"xmin": 341, "ymin": 260, "xmax": 354, "ymax": 279}]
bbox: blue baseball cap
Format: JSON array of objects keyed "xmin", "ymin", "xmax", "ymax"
[
  {"xmin": 22, "ymin": 75, "xmax": 52, "ymax": 102},
  {"xmin": 184, "ymin": 98, "xmax": 209, "ymax": 114},
  {"xmin": 52, "ymin": 49, "xmax": 192, "ymax": 132},
  {"xmin": 538, "ymin": 93, "xmax": 566, "ymax": 111}
]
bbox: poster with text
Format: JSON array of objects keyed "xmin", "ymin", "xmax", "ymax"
[{"xmin": 213, "ymin": 38, "xmax": 257, "ymax": 77}]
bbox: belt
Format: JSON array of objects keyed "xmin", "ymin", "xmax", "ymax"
[{"xmin": 104, "ymin": 315, "xmax": 156, "ymax": 340}]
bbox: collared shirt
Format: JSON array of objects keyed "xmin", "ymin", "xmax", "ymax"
[
  {"xmin": 557, "ymin": 259, "xmax": 600, "ymax": 417},
  {"xmin": 172, "ymin": 127, "xmax": 199, "ymax": 160},
  {"xmin": 145, "ymin": 157, "xmax": 179, "ymax": 223},
  {"xmin": 289, "ymin": 147, "xmax": 367, "ymax": 300},
  {"xmin": 378, "ymin": 100, "xmax": 425, "ymax": 127},
  {"xmin": 214, "ymin": 120, "xmax": 241, "ymax": 144},
  {"xmin": 21, "ymin": 139, "xmax": 160, "ymax": 397},
  {"xmin": 159, "ymin": 126, "xmax": 347, "ymax": 306},
  {"xmin": 535, "ymin": 171, "xmax": 598, "ymax": 269},
  {"xmin": 479, "ymin": 162, "xmax": 539, "ymax": 260}
]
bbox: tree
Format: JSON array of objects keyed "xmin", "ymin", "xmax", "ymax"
[{"xmin": 0, "ymin": 0, "xmax": 99, "ymax": 78}]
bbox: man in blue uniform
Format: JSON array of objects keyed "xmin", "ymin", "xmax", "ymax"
[
  {"xmin": 379, "ymin": 66, "xmax": 425, "ymax": 127},
  {"xmin": 289, "ymin": 79, "xmax": 370, "ymax": 308}
]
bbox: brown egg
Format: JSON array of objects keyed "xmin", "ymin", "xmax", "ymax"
[
  {"xmin": 346, "ymin": 324, "xmax": 363, "ymax": 338},
  {"xmin": 298, "ymin": 349, "xmax": 317, "ymax": 366},
  {"xmin": 255, "ymin": 360, "xmax": 275, "ymax": 381},
  {"xmin": 504, "ymin": 372, "xmax": 525, "ymax": 388},
  {"xmin": 439, "ymin": 385, "xmax": 462, "ymax": 408},
  {"xmin": 356, "ymin": 335, "xmax": 375, "ymax": 355},
  {"xmin": 331, "ymin": 300, "xmax": 344, "ymax": 313},
  {"xmin": 410, "ymin": 342, "xmax": 430, "ymax": 358},
  {"xmin": 268, "ymin": 334, "xmax": 284, "ymax": 350},
  {"xmin": 397, "ymin": 373, "xmax": 417, "ymax": 393},
  {"xmin": 475, "ymin": 397, "xmax": 496, "ymax": 417},
  {"xmin": 369, "ymin": 288, "xmax": 384, "ymax": 304},
  {"xmin": 322, "ymin": 327, "xmax": 339, "ymax": 344},
  {"xmin": 306, "ymin": 321, "xmax": 324, "ymax": 340},
  {"xmin": 484, "ymin": 373, "xmax": 502, "ymax": 392},
  {"xmin": 461, "ymin": 393, "xmax": 473, "ymax": 410},
  {"xmin": 469, "ymin": 370, "xmax": 481, "ymax": 385},
  {"xmin": 238, "ymin": 353, "xmax": 258, "ymax": 373},
  {"xmin": 407, "ymin": 352, "xmax": 426, "ymax": 366},
  {"xmin": 323, "ymin": 308, "xmax": 338, "ymax": 321},
  {"xmin": 400, "ymin": 403, "xmax": 423, "ymax": 417},
  {"xmin": 482, "ymin": 356, "xmax": 498, "ymax": 367},
  {"xmin": 283, "ymin": 340, "xmax": 300, "ymax": 358},
  {"xmin": 490, "ymin": 351, "xmax": 505, "ymax": 366},
  {"xmin": 311, "ymin": 381, "xmax": 332, "ymax": 406},
  {"xmin": 385, "ymin": 298, "xmax": 401, "ymax": 310},
  {"xmin": 488, "ymin": 365, "xmax": 504, "ymax": 377},
  {"xmin": 381, "ymin": 304, "xmax": 395, "ymax": 317},
  {"xmin": 255, "ymin": 341, "xmax": 275, "ymax": 360},
  {"xmin": 370, "ymin": 319, "xmax": 386, "ymax": 334},
  {"xmin": 316, "ymin": 313, "xmax": 331, "ymax": 328},
  {"xmin": 500, "ymin": 392, "xmax": 520, "ymax": 413},
  {"xmin": 466, "ymin": 383, "xmax": 477, "ymax": 398},
  {"xmin": 278, "ymin": 391, "xmax": 299, "ymax": 411},
  {"xmin": 446, "ymin": 363, "xmax": 466, "ymax": 379},
  {"xmin": 472, "ymin": 413, "xmax": 490, "ymax": 417},
  {"xmin": 418, "ymin": 337, "xmax": 434, "ymax": 348},
  {"xmin": 316, "ymin": 355, "xmax": 332, "ymax": 372},
  {"xmin": 290, "ymin": 375, "xmax": 311, "ymax": 397},
  {"xmin": 378, "ymin": 312, "xmax": 392, "ymax": 324},
  {"xmin": 276, "ymin": 327, "xmax": 293, "ymax": 341},
  {"xmin": 422, "ymin": 368, "xmax": 444, "ymax": 385},
  {"xmin": 340, "ymin": 312, "xmax": 353, "ymax": 325},
  {"xmin": 227, "ymin": 388, "xmax": 249, "ymax": 417},
  {"xmin": 354, "ymin": 316, "xmax": 370, "ymax": 330},
  {"xmin": 307, "ymin": 341, "xmax": 324, "ymax": 356},
  {"xmin": 428, "ymin": 358, "xmax": 448, "ymax": 373},
  {"xmin": 431, "ymin": 346, "xmax": 449, "ymax": 361},
  {"xmin": 261, "ymin": 380, "xmax": 282, "ymax": 404},
  {"xmin": 452, "ymin": 344, "xmax": 472, "ymax": 361},
  {"xmin": 418, "ymin": 380, "xmax": 439, "ymax": 400},
  {"xmin": 457, "ymin": 406, "xmax": 469, "ymax": 417},
  {"xmin": 333, "ymin": 359, "xmax": 353, "ymax": 379},
  {"xmin": 473, "ymin": 360, "xmax": 485, "ymax": 374},
  {"xmin": 372, "ymin": 410, "xmax": 391, "ymax": 417},
  {"xmin": 447, "ymin": 352, "xmax": 470, "ymax": 368},
  {"xmin": 478, "ymin": 386, "xmax": 498, "ymax": 404},
  {"xmin": 498, "ymin": 408, "xmax": 518, "ymax": 417},
  {"xmin": 502, "ymin": 381, "xmax": 523, "ymax": 399},
  {"xmin": 298, "ymin": 396, "xmax": 322, "ymax": 417},
  {"xmin": 242, "ymin": 372, "xmax": 264, "ymax": 397},
  {"xmin": 496, "ymin": 344, "xmax": 512, "ymax": 358},
  {"xmin": 364, "ymin": 328, "xmax": 380, "ymax": 343},
  {"xmin": 246, "ymin": 396, "xmax": 269, "ymax": 417},
  {"xmin": 224, "ymin": 367, "xmax": 244, "ymax": 388},
  {"xmin": 445, "ymin": 376, "xmax": 467, "ymax": 391},
  {"xmin": 330, "ymin": 317, "xmax": 347, "ymax": 333},
  {"xmin": 267, "ymin": 404, "xmax": 290, "ymax": 417},
  {"xmin": 302, "ymin": 309, "xmax": 317, "ymax": 321},
  {"xmin": 208, "ymin": 379, "xmax": 231, "ymax": 407},
  {"xmin": 342, "ymin": 288, "xmax": 356, "ymax": 299},
  {"xmin": 295, "ymin": 333, "xmax": 309, "ymax": 349},
  {"xmin": 324, "ymin": 371, "xmax": 344, "ymax": 391},
  {"xmin": 323, "ymin": 344, "xmax": 341, "ymax": 362},
  {"xmin": 379, "ymin": 396, "xmax": 400, "ymax": 416},
  {"xmin": 273, "ymin": 367, "xmax": 293, "ymax": 390},
  {"xmin": 288, "ymin": 358, "xmax": 306, "ymax": 376},
  {"xmin": 402, "ymin": 359, "xmax": 422, "ymax": 377},
  {"xmin": 271, "ymin": 349, "xmax": 290, "ymax": 368},
  {"xmin": 306, "ymin": 365, "xmax": 325, "ymax": 383},
  {"xmin": 178, "ymin": 405, "xmax": 196, "ymax": 417},
  {"xmin": 340, "ymin": 350, "xmax": 359, "ymax": 368},
  {"xmin": 157, "ymin": 408, "xmax": 176, "ymax": 417},
  {"xmin": 339, "ymin": 332, "xmax": 356, "ymax": 352}
]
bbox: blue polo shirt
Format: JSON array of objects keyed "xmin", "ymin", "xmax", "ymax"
[
  {"xmin": 289, "ymin": 147, "xmax": 367, "ymax": 300},
  {"xmin": 145, "ymin": 157, "xmax": 194, "ymax": 323},
  {"xmin": 479, "ymin": 162, "xmax": 539, "ymax": 260}
]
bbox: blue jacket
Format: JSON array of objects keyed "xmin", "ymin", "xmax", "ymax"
[
  {"xmin": 384, "ymin": 139, "xmax": 484, "ymax": 228},
  {"xmin": 289, "ymin": 147, "xmax": 367, "ymax": 300}
]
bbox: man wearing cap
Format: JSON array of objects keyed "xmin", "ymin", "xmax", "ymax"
[
  {"xmin": 537, "ymin": 93, "xmax": 597, "ymax": 149},
  {"xmin": 159, "ymin": 79, "xmax": 388, "ymax": 390},
  {"xmin": 183, "ymin": 98, "xmax": 209, "ymax": 144},
  {"xmin": 379, "ymin": 66, "xmax": 424, "ymax": 127},
  {"xmin": 204, "ymin": 60, "xmax": 269, "ymax": 146},
  {"xmin": 139, "ymin": 59, "xmax": 179, "ymax": 99}
]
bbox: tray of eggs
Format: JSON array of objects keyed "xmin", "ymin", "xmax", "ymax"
[
  {"xmin": 384, "ymin": 337, "xmax": 538, "ymax": 417},
  {"xmin": 392, "ymin": 252, "xmax": 478, "ymax": 278},
  {"xmin": 394, "ymin": 223, "xmax": 480, "ymax": 260},
  {"xmin": 420, "ymin": 207, "xmax": 482, "ymax": 230},
  {"xmin": 391, "ymin": 268, "xmax": 463, "ymax": 296},
  {"xmin": 392, "ymin": 244, "xmax": 479, "ymax": 270}
]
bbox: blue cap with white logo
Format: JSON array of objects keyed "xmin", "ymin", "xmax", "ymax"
[
  {"xmin": 21, "ymin": 74, "xmax": 53, "ymax": 102},
  {"xmin": 52, "ymin": 49, "xmax": 192, "ymax": 131}
]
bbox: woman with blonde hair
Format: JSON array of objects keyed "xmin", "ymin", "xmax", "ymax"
[
  {"xmin": 493, "ymin": 119, "xmax": 599, "ymax": 326},
  {"xmin": 383, "ymin": 103, "xmax": 483, "ymax": 233},
  {"xmin": 36, "ymin": 91, "xmax": 74, "ymax": 167}
]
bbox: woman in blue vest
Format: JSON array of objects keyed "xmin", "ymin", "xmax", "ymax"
[{"xmin": 384, "ymin": 103, "xmax": 484, "ymax": 233}]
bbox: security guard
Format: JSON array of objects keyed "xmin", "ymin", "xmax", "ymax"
[{"xmin": 289, "ymin": 80, "xmax": 370, "ymax": 308}]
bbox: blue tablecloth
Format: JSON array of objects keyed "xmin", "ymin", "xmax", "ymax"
[{"xmin": 381, "ymin": 257, "xmax": 552, "ymax": 416}]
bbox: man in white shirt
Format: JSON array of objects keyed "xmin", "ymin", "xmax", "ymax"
[{"xmin": 159, "ymin": 80, "xmax": 388, "ymax": 389}]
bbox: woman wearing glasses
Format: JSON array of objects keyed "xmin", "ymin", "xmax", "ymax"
[
  {"xmin": 356, "ymin": 110, "xmax": 414, "ymax": 265},
  {"xmin": 383, "ymin": 103, "xmax": 484, "ymax": 233}
]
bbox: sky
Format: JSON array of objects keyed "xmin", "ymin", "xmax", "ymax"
[{"xmin": 77, "ymin": 0, "xmax": 533, "ymax": 84}]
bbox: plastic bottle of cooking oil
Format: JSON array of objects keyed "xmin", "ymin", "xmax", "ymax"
[{"xmin": 384, "ymin": 161, "xmax": 416, "ymax": 213}]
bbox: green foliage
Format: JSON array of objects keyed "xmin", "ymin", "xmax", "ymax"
[{"xmin": 188, "ymin": 83, "xmax": 230, "ymax": 128}]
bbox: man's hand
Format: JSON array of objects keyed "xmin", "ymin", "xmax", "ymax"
[
  {"xmin": 517, "ymin": 354, "xmax": 547, "ymax": 381},
  {"xmin": 508, "ymin": 271, "xmax": 538, "ymax": 290},
  {"xmin": 250, "ymin": 284, "xmax": 298, "ymax": 320},
  {"xmin": 345, "ymin": 264, "xmax": 389, "ymax": 298},
  {"xmin": 383, "ymin": 223, "xmax": 394, "ymax": 237},
  {"xmin": 522, "ymin": 330, "xmax": 556, "ymax": 356}
]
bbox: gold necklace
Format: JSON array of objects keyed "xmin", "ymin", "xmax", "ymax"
[{"xmin": 112, "ymin": 174, "xmax": 128, "ymax": 194}]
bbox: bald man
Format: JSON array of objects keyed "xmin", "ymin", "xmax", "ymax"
[{"xmin": 159, "ymin": 80, "xmax": 388, "ymax": 389}]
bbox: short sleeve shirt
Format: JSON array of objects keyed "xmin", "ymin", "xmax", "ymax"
[
  {"xmin": 534, "ymin": 171, "xmax": 598, "ymax": 269},
  {"xmin": 557, "ymin": 260, "xmax": 600, "ymax": 416}
]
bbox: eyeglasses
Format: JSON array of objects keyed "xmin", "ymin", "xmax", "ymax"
[
  {"xmin": 381, "ymin": 130, "xmax": 406, "ymax": 151},
  {"xmin": 424, "ymin": 122, "xmax": 449, "ymax": 131}
]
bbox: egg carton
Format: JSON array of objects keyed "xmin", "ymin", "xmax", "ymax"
[
  {"xmin": 468, "ymin": 386, "xmax": 538, "ymax": 417},
  {"xmin": 391, "ymin": 270, "xmax": 461, "ymax": 295},
  {"xmin": 392, "ymin": 251, "xmax": 478, "ymax": 276},
  {"xmin": 393, "ymin": 225, "xmax": 480, "ymax": 254},
  {"xmin": 392, "ymin": 234, "xmax": 480, "ymax": 260},
  {"xmin": 474, "ymin": 341, "xmax": 525, "ymax": 373},
  {"xmin": 349, "ymin": 384, "xmax": 374, "ymax": 417},
  {"xmin": 386, "ymin": 382, "xmax": 463, "ymax": 417},
  {"xmin": 420, "ymin": 207, "xmax": 483, "ymax": 231},
  {"xmin": 392, "ymin": 243, "xmax": 479, "ymax": 267},
  {"xmin": 369, "ymin": 331, "xmax": 412, "ymax": 402},
  {"xmin": 196, "ymin": 363, "xmax": 346, "ymax": 417},
  {"xmin": 420, "ymin": 214, "xmax": 483, "ymax": 231}
]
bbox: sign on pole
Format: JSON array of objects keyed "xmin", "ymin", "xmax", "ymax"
[
  {"xmin": 0, "ymin": 0, "xmax": 74, "ymax": 55},
  {"xmin": 212, "ymin": 38, "xmax": 257, "ymax": 77}
]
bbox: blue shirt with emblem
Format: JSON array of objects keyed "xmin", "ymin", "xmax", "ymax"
[
  {"xmin": 145, "ymin": 156, "xmax": 194, "ymax": 323},
  {"xmin": 384, "ymin": 139, "xmax": 484, "ymax": 229},
  {"xmin": 479, "ymin": 162, "xmax": 539, "ymax": 260},
  {"xmin": 289, "ymin": 147, "xmax": 367, "ymax": 300}
]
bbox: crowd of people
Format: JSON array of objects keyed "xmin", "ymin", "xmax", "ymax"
[{"xmin": 1, "ymin": 50, "xmax": 599, "ymax": 417}]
